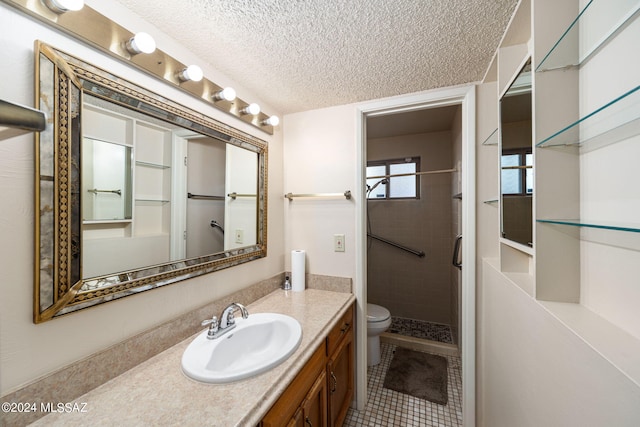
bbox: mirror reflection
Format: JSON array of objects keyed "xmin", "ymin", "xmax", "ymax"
[
  {"xmin": 500, "ymin": 59, "xmax": 533, "ymax": 247},
  {"xmin": 80, "ymin": 95, "xmax": 259, "ymax": 279},
  {"xmin": 82, "ymin": 137, "xmax": 133, "ymax": 222},
  {"xmin": 35, "ymin": 41, "xmax": 267, "ymax": 322}
]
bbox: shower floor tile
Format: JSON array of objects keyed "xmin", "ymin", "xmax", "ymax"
[
  {"xmin": 389, "ymin": 317, "xmax": 453, "ymax": 344},
  {"xmin": 344, "ymin": 342, "xmax": 462, "ymax": 427}
]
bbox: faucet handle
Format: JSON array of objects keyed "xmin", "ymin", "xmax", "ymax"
[
  {"xmin": 201, "ymin": 316, "xmax": 218, "ymax": 327},
  {"xmin": 201, "ymin": 316, "xmax": 219, "ymax": 339}
]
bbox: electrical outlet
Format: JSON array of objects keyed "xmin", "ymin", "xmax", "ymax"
[
  {"xmin": 334, "ymin": 234, "xmax": 345, "ymax": 252},
  {"xmin": 235, "ymin": 229, "xmax": 244, "ymax": 244}
]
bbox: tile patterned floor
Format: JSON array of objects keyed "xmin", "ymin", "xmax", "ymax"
[
  {"xmin": 344, "ymin": 343, "xmax": 462, "ymax": 427},
  {"xmin": 388, "ymin": 317, "xmax": 453, "ymax": 344}
]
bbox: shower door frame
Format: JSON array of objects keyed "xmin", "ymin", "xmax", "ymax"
[{"xmin": 355, "ymin": 84, "xmax": 476, "ymax": 426}]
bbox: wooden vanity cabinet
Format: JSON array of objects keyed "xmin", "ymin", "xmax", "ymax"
[
  {"xmin": 261, "ymin": 303, "xmax": 354, "ymax": 427},
  {"xmin": 261, "ymin": 342, "xmax": 327, "ymax": 427},
  {"xmin": 326, "ymin": 305, "xmax": 354, "ymax": 427}
]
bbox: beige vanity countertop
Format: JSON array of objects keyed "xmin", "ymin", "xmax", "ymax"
[{"xmin": 32, "ymin": 289, "xmax": 355, "ymax": 427}]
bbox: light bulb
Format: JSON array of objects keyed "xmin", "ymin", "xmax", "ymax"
[
  {"xmin": 178, "ymin": 65, "xmax": 204, "ymax": 82},
  {"xmin": 213, "ymin": 87, "xmax": 237, "ymax": 102},
  {"xmin": 241, "ymin": 103, "xmax": 261, "ymax": 116},
  {"xmin": 261, "ymin": 115, "xmax": 280, "ymax": 127},
  {"xmin": 126, "ymin": 32, "xmax": 156, "ymax": 55},
  {"xmin": 43, "ymin": 0, "xmax": 84, "ymax": 13}
]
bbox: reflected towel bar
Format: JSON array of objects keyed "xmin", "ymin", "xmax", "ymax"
[
  {"xmin": 228, "ymin": 192, "xmax": 257, "ymax": 200},
  {"xmin": 188, "ymin": 193, "xmax": 225, "ymax": 201},
  {"xmin": 285, "ymin": 191, "xmax": 351, "ymax": 201},
  {"xmin": 88, "ymin": 188, "xmax": 121, "ymax": 196},
  {"xmin": 367, "ymin": 233, "xmax": 425, "ymax": 258}
]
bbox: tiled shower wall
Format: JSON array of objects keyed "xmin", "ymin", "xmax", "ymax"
[{"xmin": 367, "ymin": 129, "xmax": 454, "ymax": 325}]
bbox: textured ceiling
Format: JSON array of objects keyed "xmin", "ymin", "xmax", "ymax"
[{"xmin": 114, "ymin": 0, "xmax": 518, "ymax": 115}]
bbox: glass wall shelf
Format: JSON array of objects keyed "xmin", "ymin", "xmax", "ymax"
[
  {"xmin": 536, "ymin": 0, "xmax": 640, "ymax": 72},
  {"xmin": 537, "ymin": 219, "xmax": 640, "ymax": 233},
  {"xmin": 536, "ymin": 85, "xmax": 640, "ymax": 148},
  {"xmin": 481, "ymin": 128, "xmax": 499, "ymax": 145}
]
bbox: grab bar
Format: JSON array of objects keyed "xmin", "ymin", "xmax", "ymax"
[
  {"xmin": 210, "ymin": 220, "xmax": 224, "ymax": 234},
  {"xmin": 367, "ymin": 233, "xmax": 425, "ymax": 258},
  {"xmin": 452, "ymin": 234, "xmax": 462, "ymax": 270}
]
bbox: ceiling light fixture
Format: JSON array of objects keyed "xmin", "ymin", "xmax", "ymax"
[
  {"xmin": 43, "ymin": 0, "xmax": 84, "ymax": 13},
  {"xmin": 240, "ymin": 103, "xmax": 261, "ymax": 116},
  {"xmin": 212, "ymin": 87, "xmax": 237, "ymax": 102},
  {"xmin": 261, "ymin": 115, "xmax": 280, "ymax": 127},
  {"xmin": 177, "ymin": 65, "xmax": 204, "ymax": 82},
  {"xmin": 125, "ymin": 32, "xmax": 156, "ymax": 55}
]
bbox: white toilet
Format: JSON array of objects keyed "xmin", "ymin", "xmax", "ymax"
[{"xmin": 367, "ymin": 303, "xmax": 392, "ymax": 366}]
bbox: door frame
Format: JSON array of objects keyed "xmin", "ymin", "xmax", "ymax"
[{"xmin": 355, "ymin": 85, "xmax": 476, "ymax": 426}]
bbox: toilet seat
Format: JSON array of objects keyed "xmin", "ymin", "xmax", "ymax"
[{"xmin": 367, "ymin": 303, "xmax": 391, "ymax": 323}]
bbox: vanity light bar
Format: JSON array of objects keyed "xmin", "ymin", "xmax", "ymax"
[
  {"xmin": 42, "ymin": 0, "xmax": 84, "ymax": 13},
  {"xmin": 4, "ymin": 0, "xmax": 277, "ymax": 134},
  {"xmin": 125, "ymin": 32, "xmax": 156, "ymax": 55}
]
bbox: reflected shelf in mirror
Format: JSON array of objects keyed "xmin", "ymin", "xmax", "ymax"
[{"xmin": 136, "ymin": 160, "xmax": 171, "ymax": 169}]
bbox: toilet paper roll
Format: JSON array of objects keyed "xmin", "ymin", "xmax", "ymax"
[{"xmin": 291, "ymin": 250, "xmax": 306, "ymax": 292}]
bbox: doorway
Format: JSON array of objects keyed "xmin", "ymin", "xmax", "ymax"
[
  {"xmin": 355, "ymin": 85, "xmax": 476, "ymax": 426},
  {"xmin": 366, "ymin": 105, "xmax": 462, "ymax": 349}
]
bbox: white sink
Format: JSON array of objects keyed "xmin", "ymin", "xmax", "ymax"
[{"xmin": 181, "ymin": 312, "xmax": 302, "ymax": 383}]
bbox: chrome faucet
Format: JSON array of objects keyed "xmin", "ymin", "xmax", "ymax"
[{"xmin": 201, "ymin": 302, "xmax": 249, "ymax": 340}]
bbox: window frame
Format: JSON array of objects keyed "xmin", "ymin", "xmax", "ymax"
[
  {"xmin": 366, "ymin": 157, "xmax": 421, "ymax": 200},
  {"xmin": 501, "ymin": 148, "xmax": 532, "ymax": 197}
]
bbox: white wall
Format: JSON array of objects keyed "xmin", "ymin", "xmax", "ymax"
[
  {"xmin": 578, "ymin": 10, "xmax": 640, "ymax": 340},
  {"xmin": 283, "ymin": 105, "xmax": 357, "ymax": 279},
  {"xmin": 481, "ymin": 260, "xmax": 640, "ymax": 427},
  {"xmin": 0, "ymin": 1, "xmax": 284, "ymax": 395}
]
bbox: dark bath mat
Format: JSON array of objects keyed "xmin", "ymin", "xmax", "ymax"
[{"xmin": 383, "ymin": 347, "xmax": 448, "ymax": 405}]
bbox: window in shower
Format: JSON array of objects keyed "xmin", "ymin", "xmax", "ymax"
[
  {"xmin": 366, "ymin": 157, "xmax": 420, "ymax": 200},
  {"xmin": 501, "ymin": 148, "xmax": 533, "ymax": 196}
]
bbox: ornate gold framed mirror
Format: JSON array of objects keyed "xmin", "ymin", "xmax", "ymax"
[{"xmin": 34, "ymin": 41, "xmax": 268, "ymax": 322}]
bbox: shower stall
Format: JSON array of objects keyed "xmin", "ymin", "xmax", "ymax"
[{"xmin": 366, "ymin": 104, "xmax": 463, "ymax": 349}]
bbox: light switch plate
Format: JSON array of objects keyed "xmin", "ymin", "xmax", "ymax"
[
  {"xmin": 235, "ymin": 229, "xmax": 244, "ymax": 244},
  {"xmin": 334, "ymin": 234, "xmax": 345, "ymax": 252}
]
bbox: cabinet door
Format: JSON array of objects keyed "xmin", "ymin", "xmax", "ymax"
[
  {"xmin": 302, "ymin": 370, "xmax": 328, "ymax": 427},
  {"xmin": 327, "ymin": 330, "xmax": 354, "ymax": 427},
  {"xmin": 286, "ymin": 407, "xmax": 305, "ymax": 427}
]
